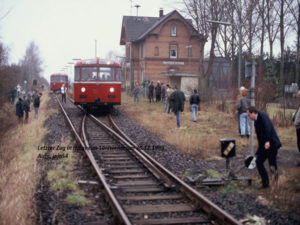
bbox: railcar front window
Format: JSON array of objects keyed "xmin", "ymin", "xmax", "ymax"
[
  {"xmin": 51, "ymin": 75, "xmax": 67, "ymax": 82},
  {"xmin": 99, "ymin": 67, "xmax": 113, "ymax": 81},
  {"xmin": 61, "ymin": 76, "xmax": 68, "ymax": 82},
  {"xmin": 51, "ymin": 76, "xmax": 60, "ymax": 82},
  {"xmin": 81, "ymin": 67, "xmax": 97, "ymax": 81},
  {"xmin": 59, "ymin": 76, "xmax": 66, "ymax": 82}
]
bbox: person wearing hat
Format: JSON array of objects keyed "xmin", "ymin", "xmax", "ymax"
[{"xmin": 247, "ymin": 106, "xmax": 282, "ymax": 189}]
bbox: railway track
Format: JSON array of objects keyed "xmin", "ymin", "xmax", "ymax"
[{"xmin": 57, "ymin": 96, "xmax": 242, "ymax": 225}]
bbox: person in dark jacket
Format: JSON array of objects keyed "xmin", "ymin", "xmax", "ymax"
[
  {"xmin": 33, "ymin": 92, "xmax": 41, "ymax": 118},
  {"xmin": 247, "ymin": 106, "xmax": 282, "ymax": 189},
  {"xmin": 155, "ymin": 81, "xmax": 161, "ymax": 102},
  {"xmin": 148, "ymin": 81, "xmax": 154, "ymax": 103},
  {"xmin": 169, "ymin": 87, "xmax": 186, "ymax": 128},
  {"xmin": 16, "ymin": 97, "xmax": 24, "ymax": 124},
  {"xmin": 23, "ymin": 96, "xmax": 30, "ymax": 122},
  {"xmin": 189, "ymin": 89, "xmax": 201, "ymax": 122}
]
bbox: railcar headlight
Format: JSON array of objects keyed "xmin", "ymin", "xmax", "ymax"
[
  {"xmin": 81, "ymin": 87, "xmax": 86, "ymax": 92},
  {"xmin": 109, "ymin": 87, "xmax": 114, "ymax": 93}
]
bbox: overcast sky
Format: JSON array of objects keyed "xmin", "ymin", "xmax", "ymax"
[{"xmin": 0, "ymin": 0, "xmax": 179, "ymax": 81}]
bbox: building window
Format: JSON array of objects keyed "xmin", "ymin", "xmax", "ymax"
[
  {"xmin": 187, "ymin": 46, "xmax": 192, "ymax": 57},
  {"xmin": 154, "ymin": 46, "xmax": 159, "ymax": 56},
  {"xmin": 171, "ymin": 26, "xmax": 177, "ymax": 36},
  {"xmin": 169, "ymin": 44, "xmax": 177, "ymax": 59}
]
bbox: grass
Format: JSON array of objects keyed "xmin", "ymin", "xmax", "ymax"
[
  {"xmin": 219, "ymin": 182, "xmax": 244, "ymax": 193},
  {"xmin": 120, "ymin": 94, "xmax": 297, "ymax": 159},
  {"xmin": 0, "ymin": 91, "xmax": 51, "ymax": 225},
  {"xmin": 0, "ymin": 91, "xmax": 90, "ymax": 224},
  {"xmin": 66, "ymin": 191, "xmax": 91, "ymax": 206},
  {"xmin": 205, "ymin": 169, "xmax": 223, "ymax": 178},
  {"xmin": 45, "ymin": 138, "xmax": 91, "ymax": 206}
]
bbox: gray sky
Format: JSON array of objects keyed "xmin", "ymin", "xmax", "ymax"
[{"xmin": 0, "ymin": 0, "xmax": 178, "ymax": 81}]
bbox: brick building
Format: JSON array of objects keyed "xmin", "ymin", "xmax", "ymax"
[{"xmin": 120, "ymin": 9, "xmax": 203, "ymax": 94}]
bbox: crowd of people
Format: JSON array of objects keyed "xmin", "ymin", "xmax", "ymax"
[
  {"xmin": 12, "ymin": 84, "xmax": 42, "ymax": 124},
  {"xmin": 132, "ymin": 80, "xmax": 300, "ymax": 189},
  {"xmin": 132, "ymin": 81, "xmax": 201, "ymax": 128}
]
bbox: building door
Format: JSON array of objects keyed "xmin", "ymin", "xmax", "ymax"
[{"xmin": 169, "ymin": 76, "xmax": 181, "ymax": 90}]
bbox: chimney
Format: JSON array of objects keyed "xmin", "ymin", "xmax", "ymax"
[{"xmin": 159, "ymin": 8, "xmax": 164, "ymax": 17}]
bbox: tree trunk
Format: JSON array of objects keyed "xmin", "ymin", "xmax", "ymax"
[
  {"xmin": 296, "ymin": 1, "xmax": 300, "ymax": 85},
  {"xmin": 279, "ymin": 0, "xmax": 285, "ymax": 95},
  {"xmin": 203, "ymin": 24, "xmax": 218, "ymax": 88},
  {"xmin": 259, "ymin": 0, "xmax": 265, "ymax": 68},
  {"xmin": 198, "ymin": 37, "xmax": 206, "ymax": 93}
]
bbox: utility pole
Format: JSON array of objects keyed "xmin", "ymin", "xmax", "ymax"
[
  {"xmin": 238, "ymin": 25, "xmax": 242, "ymax": 88},
  {"xmin": 237, "ymin": 0, "xmax": 242, "ymax": 89},
  {"xmin": 250, "ymin": 57, "xmax": 256, "ymax": 156}
]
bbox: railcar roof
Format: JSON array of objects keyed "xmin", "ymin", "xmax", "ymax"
[
  {"xmin": 50, "ymin": 74, "xmax": 68, "ymax": 76},
  {"xmin": 75, "ymin": 58, "xmax": 121, "ymax": 67}
]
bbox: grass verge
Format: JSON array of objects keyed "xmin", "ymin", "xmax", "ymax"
[
  {"xmin": 0, "ymin": 91, "xmax": 51, "ymax": 224},
  {"xmin": 45, "ymin": 144, "xmax": 91, "ymax": 207},
  {"xmin": 119, "ymin": 94, "xmax": 297, "ymax": 159}
]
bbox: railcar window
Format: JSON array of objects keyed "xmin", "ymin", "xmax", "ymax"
[
  {"xmin": 75, "ymin": 68, "xmax": 80, "ymax": 81},
  {"xmin": 99, "ymin": 67, "xmax": 113, "ymax": 81},
  {"xmin": 51, "ymin": 75, "xmax": 68, "ymax": 82},
  {"xmin": 51, "ymin": 76, "xmax": 60, "ymax": 82},
  {"xmin": 81, "ymin": 67, "xmax": 97, "ymax": 81},
  {"xmin": 61, "ymin": 76, "xmax": 68, "ymax": 82},
  {"xmin": 116, "ymin": 68, "xmax": 121, "ymax": 81},
  {"xmin": 59, "ymin": 76, "xmax": 67, "ymax": 82}
]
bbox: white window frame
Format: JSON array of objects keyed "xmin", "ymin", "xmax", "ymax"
[
  {"xmin": 171, "ymin": 26, "xmax": 177, "ymax": 36},
  {"xmin": 169, "ymin": 44, "xmax": 177, "ymax": 59}
]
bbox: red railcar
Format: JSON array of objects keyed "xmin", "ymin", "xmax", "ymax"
[
  {"xmin": 50, "ymin": 74, "xmax": 68, "ymax": 92},
  {"xmin": 73, "ymin": 58, "xmax": 121, "ymax": 109}
]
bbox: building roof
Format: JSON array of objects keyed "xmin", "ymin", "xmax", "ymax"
[{"xmin": 120, "ymin": 10, "xmax": 195, "ymax": 45}]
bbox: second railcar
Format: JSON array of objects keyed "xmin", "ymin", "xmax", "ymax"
[{"xmin": 50, "ymin": 74, "xmax": 68, "ymax": 92}]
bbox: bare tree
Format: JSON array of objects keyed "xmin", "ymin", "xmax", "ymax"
[
  {"xmin": 265, "ymin": 0, "xmax": 280, "ymax": 59},
  {"xmin": 256, "ymin": 0, "xmax": 267, "ymax": 67},
  {"xmin": 244, "ymin": 0, "xmax": 260, "ymax": 56},
  {"xmin": 277, "ymin": 0, "xmax": 294, "ymax": 93},
  {"xmin": 182, "ymin": 0, "xmax": 229, "ymax": 91},
  {"xmin": 19, "ymin": 41, "xmax": 43, "ymax": 86},
  {"xmin": 285, "ymin": 0, "xmax": 300, "ymax": 85},
  {"xmin": 0, "ymin": 42, "xmax": 8, "ymax": 66}
]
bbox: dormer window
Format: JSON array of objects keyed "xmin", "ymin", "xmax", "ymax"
[{"xmin": 171, "ymin": 26, "xmax": 177, "ymax": 36}]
